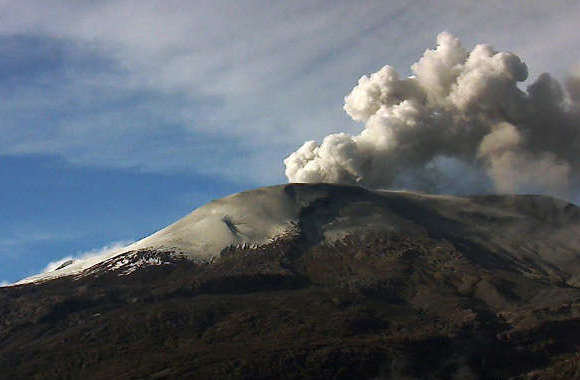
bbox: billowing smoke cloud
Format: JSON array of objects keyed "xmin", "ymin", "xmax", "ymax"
[{"xmin": 285, "ymin": 32, "xmax": 580, "ymax": 198}]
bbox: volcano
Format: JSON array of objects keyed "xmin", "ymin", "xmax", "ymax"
[{"xmin": 2, "ymin": 183, "xmax": 580, "ymax": 379}]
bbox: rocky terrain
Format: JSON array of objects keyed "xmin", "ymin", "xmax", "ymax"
[{"xmin": 1, "ymin": 183, "xmax": 580, "ymax": 379}]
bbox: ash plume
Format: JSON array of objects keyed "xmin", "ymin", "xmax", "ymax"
[{"xmin": 285, "ymin": 33, "xmax": 580, "ymax": 198}]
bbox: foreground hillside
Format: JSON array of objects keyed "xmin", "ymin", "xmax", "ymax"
[{"xmin": 2, "ymin": 184, "xmax": 580, "ymax": 379}]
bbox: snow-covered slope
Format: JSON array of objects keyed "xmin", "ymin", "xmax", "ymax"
[
  {"xmin": 13, "ymin": 183, "xmax": 580, "ymax": 285},
  {"xmin": 126, "ymin": 185, "xmax": 301, "ymax": 256}
]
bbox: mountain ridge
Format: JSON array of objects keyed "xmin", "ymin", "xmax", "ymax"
[{"xmin": 12, "ymin": 183, "xmax": 580, "ymax": 285}]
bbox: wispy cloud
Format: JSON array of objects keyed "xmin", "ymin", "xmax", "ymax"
[
  {"xmin": 0, "ymin": 231, "xmax": 78, "ymax": 256},
  {"xmin": 0, "ymin": 1, "xmax": 578, "ymax": 184},
  {"xmin": 42, "ymin": 241, "xmax": 132, "ymax": 273},
  {"xmin": 16, "ymin": 240, "xmax": 132, "ymax": 284}
]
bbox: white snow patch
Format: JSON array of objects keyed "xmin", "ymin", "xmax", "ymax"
[
  {"xmin": 77, "ymin": 250, "xmax": 178, "ymax": 277},
  {"xmin": 119, "ymin": 256, "xmax": 170, "ymax": 275}
]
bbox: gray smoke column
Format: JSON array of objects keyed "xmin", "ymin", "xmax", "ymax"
[{"xmin": 284, "ymin": 33, "xmax": 580, "ymax": 198}]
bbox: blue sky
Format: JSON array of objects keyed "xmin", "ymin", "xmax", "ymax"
[{"xmin": 1, "ymin": 1, "xmax": 579, "ymax": 283}]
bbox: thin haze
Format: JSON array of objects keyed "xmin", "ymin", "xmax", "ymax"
[{"xmin": 285, "ymin": 33, "xmax": 580, "ymax": 199}]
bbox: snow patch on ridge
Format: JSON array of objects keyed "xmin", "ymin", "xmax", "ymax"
[{"xmin": 80, "ymin": 250, "xmax": 179, "ymax": 277}]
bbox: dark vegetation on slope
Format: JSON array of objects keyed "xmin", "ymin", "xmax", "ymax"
[{"xmin": 1, "ymin": 230, "xmax": 580, "ymax": 380}]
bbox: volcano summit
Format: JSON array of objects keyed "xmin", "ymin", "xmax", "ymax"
[{"xmin": 2, "ymin": 184, "xmax": 580, "ymax": 379}]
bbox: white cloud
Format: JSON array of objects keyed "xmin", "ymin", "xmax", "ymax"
[{"xmin": 16, "ymin": 241, "xmax": 132, "ymax": 284}]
